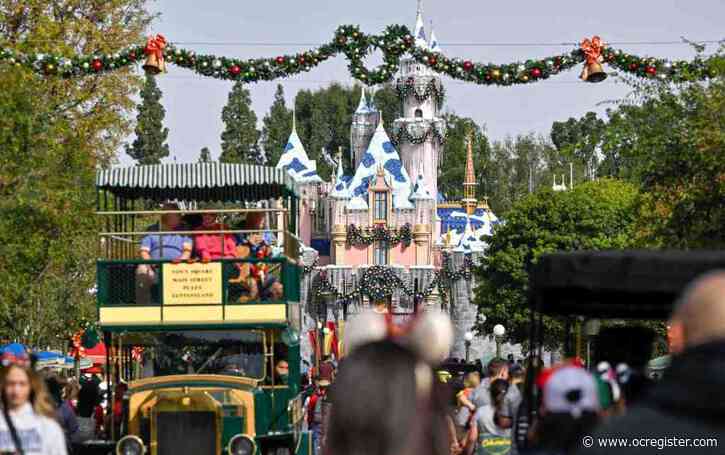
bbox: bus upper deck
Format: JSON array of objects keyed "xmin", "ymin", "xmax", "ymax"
[{"xmin": 95, "ymin": 162, "xmax": 303, "ymax": 331}]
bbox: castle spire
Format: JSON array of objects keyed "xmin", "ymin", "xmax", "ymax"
[
  {"xmin": 429, "ymin": 20, "xmax": 441, "ymax": 52},
  {"xmin": 355, "ymin": 86, "xmax": 369, "ymax": 113},
  {"xmin": 414, "ymin": 0, "xmax": 427, "ymax": 48},
  {"xmin": 463, "ymin": 133, "xmax": 477, "ymax": 216}
]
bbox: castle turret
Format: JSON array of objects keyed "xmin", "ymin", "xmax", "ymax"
[
  {"xmin": 350, "ymin": 87, "xmax": 380, "ymax": 170},
  {"xmin": 393, "ymin": 2, "xmax": 445, "ymax": 201}
]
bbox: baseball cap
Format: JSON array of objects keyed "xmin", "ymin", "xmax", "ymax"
[{"xmin": 543, "ymin": 366, "xmax": 601, "ymax": 418}]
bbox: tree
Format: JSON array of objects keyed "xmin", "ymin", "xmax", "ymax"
[
  {"xmin": 550, "ymin": 112, "xmax": 606, "ymax": 181},
  {"xmin": 261, "ymin": 84, "xmax": 292, "ymax": 166},
  {"xmin": 125, "ymin": 74, "xmax": 170, "ymax": 165},
  {"xmin": 220, "ymin": 81, "xmax": 260, "ymax": 163},
  {"xmin": 293, "ymin": 83, "xmax": 402, "ymax": 179},
  {"xmin": 0, "ymin": 0, "xmax": 153, "ymax": 346},
  {"xmin": 437, "ymin": 114, "xmax": 492, "ymax": 201},
  {"xmin": 473, "ymin": 179, "xmax": 639, "ymax": 349},
  {"xmin": 485, "ymin": 133, "xmax": 554, "ymax": 215},
  {"xmin": 198, "ymin": 147, "xmax": 212, "ymax": 163},
  {"xmin": 595, "ymin": 50, "xmax": 725, "ymax": 248}
]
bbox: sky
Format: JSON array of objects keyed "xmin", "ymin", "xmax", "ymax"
[{"xmin": 118, "ymin": 0, "xmax": 725, "ymax": 165}]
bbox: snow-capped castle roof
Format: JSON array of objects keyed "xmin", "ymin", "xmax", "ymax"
[
  {"xmin": 410, "ymin": 174, "xmax": 435, "ymax": 200},
  {"xmin": 275, "ymin": 113, "xmax": 323, "ymax": 184},
  {"xmin": 346, "ymin": 118, "xmax": 414, "ymax": 210},
  {"xmin": 330, "ymin": 154, "xmax": 352, "ymax": 199}
]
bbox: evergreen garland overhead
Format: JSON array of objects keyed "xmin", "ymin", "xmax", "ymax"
[
  {"xmin": 0, "ymin": 25, "xmax": 718, "ymax": 85},
  {"xmin": 346, "ymin": 223, "xmax": 413, "ymax": 248}
]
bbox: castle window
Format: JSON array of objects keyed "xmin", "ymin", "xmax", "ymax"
[
  {"xmin": 373, "ymin": 191, "xmax": 387, "ymax": 222},
  {"xmin": 415, "ymin": 108, "xmax": 423, "ymax": 118},
  {"xmin": 374, "ymin": 241, "xmax": 388, "ymax": 265}
]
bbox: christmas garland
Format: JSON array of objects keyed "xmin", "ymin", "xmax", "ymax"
[
  {"xmin": 392, "ymin": 120, "xmax": 446, "ymax": 145},
  {"xmin": 395, "ymin": 76, "xmax": 445, "ymax": 106},
  {"xmin": 310, "ymin": 253, "xmax": 473, "ymax": 302},
  {"xmin": 346, "ymin": 223, "xmax": 413, "ymax": 248},
  {"xmin": 0, "ymin": 26, "xmax": 718, "ymax": 85}
]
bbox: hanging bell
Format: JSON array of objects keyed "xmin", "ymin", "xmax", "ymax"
[
  {"xmin": 143, "ymin": 52, "xmax": 166, "ymax": 75},
  {"xmin": 580, "ymin": 61, "xmax": 607, "ymax": 83}
]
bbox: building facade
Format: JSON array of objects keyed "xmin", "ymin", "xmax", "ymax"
[{"xmin": 276, "ymin": 4, "xmax": 505, "ymax": 363}]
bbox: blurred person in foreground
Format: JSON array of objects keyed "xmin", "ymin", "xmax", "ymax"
[
  {"xmin": 580, "ymin": 270, "xmax": 725, "ymax": 454},
  {"xmin": 0, "ymin": 363, "xmax": 68, "ymax": 454},
  {"xmin": 325, "ymin": 310, "xmax": 454, "ymax": 455}
]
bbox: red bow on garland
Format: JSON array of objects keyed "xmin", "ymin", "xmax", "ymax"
[
  {"xmin": 580, "ymin": 36, "xmax": 604, "ymax": 65},
  {"xmin": 144, "ymin": 34, "xmax": 167, "ymax": 60},
  {"xmin": 131, "ymin": 346, "xmax": 145, "ymax": 362}
]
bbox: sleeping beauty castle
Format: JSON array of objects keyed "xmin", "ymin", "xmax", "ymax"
[{"xmin": 275, "ymin": 3, "xmax": 501, "ymax": 362}]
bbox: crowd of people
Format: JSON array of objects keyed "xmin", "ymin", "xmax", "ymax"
[
  {"xmin": 135, "ymin": 202, "xmax": 283, "ymax": 304},
  {"xmin": 320, "ymin": 269, "xmax": 725, "ymax": 455},
  {"xmin": 0, "ymin": 350, "xmax": 115, "ymax": 455}
]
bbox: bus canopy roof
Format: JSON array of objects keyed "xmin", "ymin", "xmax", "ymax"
[
  {"xmin": 529, "ymin": 250, "xmax": 725, "ymax": 319},
  {"xmin": 96, "ymin": 163, "xmax": 299, "ymax": 201}
]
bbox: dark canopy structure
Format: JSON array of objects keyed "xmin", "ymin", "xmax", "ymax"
[
  {"xmin": 529, "ymin": 250, "xmax": 725, "ymax": 319},
  {"xmin": 96, "ymin": 162, "xmax": 299, "ymax": 202}
]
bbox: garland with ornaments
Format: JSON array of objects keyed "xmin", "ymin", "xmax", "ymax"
[
  {"xmin": 0, "ymin": 25, "xmax": 719, "ymax": 85},
  {"xmin": 395, "ymin": 76, "xmax": 445, "ymax": 106},
  {"xmin": 392, "ymin": 122, "xmax": 446, "ymax": 145},
  {"xmin": 346, "ymin": 223, "xmax": 413, "ymax": 248},
  {"xmin": 310, "ymin": 253, "xmax": 473, "ymax": 302}
]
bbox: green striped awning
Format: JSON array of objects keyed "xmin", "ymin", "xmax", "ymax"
[{"xmin": 96, "ymin": 163, "xmax": 299, "ymax": 201}]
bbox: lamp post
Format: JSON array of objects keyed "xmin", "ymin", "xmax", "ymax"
[
  {"xmin": 493, "ymin": 324, "xmax": 505, "ymax": 359},
  {"xmin": 464, "ymin": 331, "xmax": 474, "ymax": 363}
]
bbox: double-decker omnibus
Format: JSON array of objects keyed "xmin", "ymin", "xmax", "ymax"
[{"xmin": 92, "ymin": 162, "xmax": 309, "ymax": 455}]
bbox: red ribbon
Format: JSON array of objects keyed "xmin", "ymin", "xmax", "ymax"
[
  {"xmin": 580, "ymin": 35, "xmax": 604, "ymax": 65},
  {"xmin": 144, "ymin": 34, "xmax": 167, "ymax": 60}
]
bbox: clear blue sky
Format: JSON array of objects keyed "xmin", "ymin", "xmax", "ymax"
[{"xmin": 119, "ymin": 0, "xmax": 724, "ymax": 164}]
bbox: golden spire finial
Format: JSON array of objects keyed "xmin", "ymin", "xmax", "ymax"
[{"xmin": 462, "ymin": 132, "xmax": 477, "ymax": 215}]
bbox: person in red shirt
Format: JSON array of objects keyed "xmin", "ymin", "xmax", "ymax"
[
  {"xmin": 307, "ymin": 379, "xmax": 330, "ymax": 455},
  {"xmin": 194, "ymin": 213, "xmax": 237, "ymax": 262}
]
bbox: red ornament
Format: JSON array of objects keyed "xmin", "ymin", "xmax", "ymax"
[
  {"xmin": 428, "ymin": 55, "xmax": 437, "ymax": 66},
  {"xmin": 463, "ymin": 61, "xmax": 473, "ymax": 71},
  {"xmin": 129, "ymin": 52, "xmax": 136, "ymax": 61},
  {"xmin": 646, "ymin": 66, "xmax": 657, "ymax": 75},
  {"xmin": 629, "ymin": 63, "xmax": 638, "ymax": 71},
  {"xmin": 531, "ymin": 68, "xmax": 542, "ymax": 78},
  {"xmin": 91, "ymin": 59, "xmax": 103, "ymax": 71},
  {"xmin": 229, "ymin": 65, "xmax": 241, "ymax": 75},
  {"xmin": 276, "ymin": 56, "xmax": 285, "ymax": 65},
  {"xmin": 298, "ymin": 56, "xmax": 305, "ymax": 64}
]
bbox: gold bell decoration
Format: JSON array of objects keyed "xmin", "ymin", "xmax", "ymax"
[
  {"xmin": 580, "ymin": 35, "xmax": 607, "ymax": 83},
  {"xmin": 143, "ymin": 34, "xmax": 168, "ymax": 74}
]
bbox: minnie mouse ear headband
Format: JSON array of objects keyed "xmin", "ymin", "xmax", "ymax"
[
  {"xmin": 344, "ymin": 309, "xmax": 454, "ymax": 366},
  {"xmin": 344, "ymin": 310, "xmax": 454, "ymax": 396}
]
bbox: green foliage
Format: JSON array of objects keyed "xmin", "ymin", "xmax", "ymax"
[
  {"xmin": 437, "ymin": 114, "xmax": 491, "ymax": 201},
  {"xmin": 294, "ymin": 83, "xmax": 401, "ymax": 179},
  {"xmin": 261, "ymin": 84, "xmax": 292, "ymax": 166},
  {"xmin": 220, "ymin": 81, "xmax": 260, "ymax": 163},
  {"xmin": 550, "ymin": 111, "xmax": 606, "ymax": 181},
  {"xmin": 599, "ymin": 54, "xmax": 725, "ymax": 248},
  {"xmin": 0, "ymin": 0, "xmax": 152, "ymax": 347},
  {"xmin": 125, "ymin": 74, "xmax": 170, "ymax": 165},
  {"xmin": 198, "ymin": 147, "xmax": 212, "ymax": 163},
  {"xmin": 474, "ymin": 179, "xmax": 639, "ymax": 348}
]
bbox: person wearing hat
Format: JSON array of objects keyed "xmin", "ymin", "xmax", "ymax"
[
  {"xmin": 528, "ymin": 366, "xmax": 601, "ymax": 454},
  {"xmin": 580, "ymin": 271, "xmax": 725, "ymax": 454}
]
